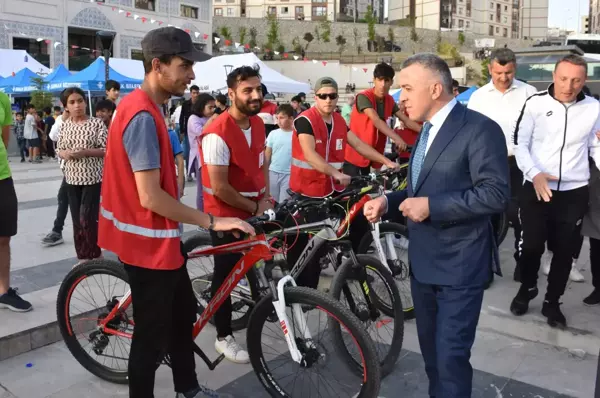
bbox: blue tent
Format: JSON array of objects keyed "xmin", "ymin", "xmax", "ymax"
[
  {"xmin": 456, "ymin": 86, "xmax": 477, "ymax": 105},
  {"xmin": 0, "ymin": 68, "xmax": 42, "ymax": 95},
  {"xmin": 46, "ymin": 58, "xmax": 142, "ymax": 92},
  {"xmin": 44, "ymin": 64, "xmax": 71, "ymax": 85}
]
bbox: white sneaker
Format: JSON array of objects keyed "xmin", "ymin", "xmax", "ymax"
[
  {"xmin": 570, "ymin": 261, "xmax": 585, "ymax": 282},
  {"xmin": 541, "ymin": 251, "xmax": 552, "ymax": 276},
  {"xmin": 215, "ymin": 335, "xmax": 249, "ymax": 364}
]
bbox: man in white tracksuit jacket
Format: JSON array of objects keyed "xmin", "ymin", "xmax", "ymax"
[{"xmin": 510, "ymin": 54, "xmax": 600, "ymax": 329}]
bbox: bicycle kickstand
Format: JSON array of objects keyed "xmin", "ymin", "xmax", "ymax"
[{"xmin": 193, "ymin": 342, "xmax": 226, "ymax": 370}]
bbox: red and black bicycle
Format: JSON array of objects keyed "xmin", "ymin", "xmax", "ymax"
[{"xmin": 56, "ymin": 209, "xmax": 382, "ymax": 398}]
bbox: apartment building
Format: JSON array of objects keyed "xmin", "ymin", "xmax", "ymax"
[
  {"xmin": 591, "ymin": 0, "xmax": 600, "ymax": 34},
  {"xmin": 386, "ymin": 0, "xmax": 547, "ymax": 40},
  {"xmin": 582, "ymin": 16, "xmax": 590, "ymax": 33},
  {"xmin": 0, "ymin": 0, "xmax": 211, "ymax": 70},
  {"xmin": 214, "ymin": 0, "xmax": 337, "ymax": 21}
]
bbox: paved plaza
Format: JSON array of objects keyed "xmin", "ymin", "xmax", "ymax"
[{"xmin": 0, "ymin": 157, "xmax": 598, "ymax": 397}]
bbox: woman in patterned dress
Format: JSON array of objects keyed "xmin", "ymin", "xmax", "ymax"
[{"xmin": 56, "ymin": 87, "xmax": 107, "ymax": 265}]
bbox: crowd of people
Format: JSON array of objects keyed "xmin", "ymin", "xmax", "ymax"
[{"xmin": 1, "ymin": 25, "xmax": 600, "ymax": 397}]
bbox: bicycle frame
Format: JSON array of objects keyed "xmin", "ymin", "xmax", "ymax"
[{"xmin": 96, "ymin": 232, "xmax": 312, "ymax": 367}]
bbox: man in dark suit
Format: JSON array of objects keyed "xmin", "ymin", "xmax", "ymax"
[{"xmin": 364, "ymin": 53, "xmax": 510, "ymax": 397}]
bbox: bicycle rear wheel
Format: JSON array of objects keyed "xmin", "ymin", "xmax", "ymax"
[
  {"xmin": 56, "ymin": 259, "xmax": 132, "ymax": 384},
  {"xmin": 329, "ymin": 254, "xmax": 404, "ymax": 378},
  {"xmin": 247, "ymin": 286, "xmax": 381, "ymax": 398}
]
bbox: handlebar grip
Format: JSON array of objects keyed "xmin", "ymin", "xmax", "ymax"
[{"xmin": 246, "ymin": 208, "xmax": 277, "ymax": 225}]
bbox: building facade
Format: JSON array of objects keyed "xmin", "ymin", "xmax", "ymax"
[
  {"xmin": 386, "ymin": 0, "xmax": 547, "ymax": 40},
  {"xmin": 214, "ymin": 0, "xmax": 339, "ymax": 21},
  {"xmin": 582, "ymin": 15, "xmax": 590, "ymax": 34},
  {"xmin": 0, "ymin": 0, "xmax": 212, "ymax": 71},
  {"xmin": 591, "ymin": 0, "xmax": 600, "ymax": 34}
]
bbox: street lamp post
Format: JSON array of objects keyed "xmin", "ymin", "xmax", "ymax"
[{"xmin": 96, "ymin": 31, "xmax": 116, "ymax": 83}]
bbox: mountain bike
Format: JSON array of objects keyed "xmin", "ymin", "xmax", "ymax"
[
  {"xmin": 56, "ymin": 212, "xmax": 382, "ymax": 398},
  {"xmin": 187, "ymin": 191, "xmax": 404, "ymax": 378}
]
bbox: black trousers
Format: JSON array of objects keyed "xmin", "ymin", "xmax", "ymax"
[
  {"xmin": 45, "ymin": 137, "xmax": 55, "ymax": 158},
  {"xmin": 590, "ymin": 238, "xmax": 600, "ymax": 290},
  {"xmin": 124, "ymin": 258, "xmax": 198, "ymax": 398},
  {"xmin": 343, "ymin": 161, "xmax": 370, "ymax": 178},
  {"xmin": 547, "ymin": 222, "xmax": 584, "ymax": 260},
  {"xmin": 17, "ymin": 138, "xmax": 27, "ymax": 161},
  {"xmin": 518, "ymin": 181, "xmax": 588, "ymax": 302},
  {"xmin": 508, "ymin": 156, "xmax": 523, "ymax": 262},
  {"xmin": 66, "ymin": 183, "xmax": 102, "ymax": 259},
  {"xmin": 52, "ymin": 178, "xmax": 69, "ymax": 235}
]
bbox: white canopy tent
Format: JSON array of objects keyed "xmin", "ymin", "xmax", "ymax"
[
  {"xmin": 0, "ymin": 49, "xmax": 51, "ymax": 77},
  {"xmin": 191, "ymin": 53, "xmax": 310, "ymax": 94},
  {"xmin": 99, "ymin": 57, "xmax": 145, "ymax": 81}
]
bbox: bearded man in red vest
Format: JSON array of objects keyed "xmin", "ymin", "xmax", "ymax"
[
  {"xmin": 200, "ymin": 65, "xmax": 273, "ymax": 364},
  {"xmin": 344, "ymin": 62, "xmax": 421, "ymax": 176},
  {"xmin": 99, "ymin": 27, "xmax": 254, "ymax": 398}
]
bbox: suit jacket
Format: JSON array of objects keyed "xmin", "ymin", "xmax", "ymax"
[{"xmin": 387, "ymin": 103, "xmax": 509, "ymax": 287}]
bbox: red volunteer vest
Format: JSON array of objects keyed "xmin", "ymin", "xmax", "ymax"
[
  {"xmin": 345, "ymin": 88, "xmax": 395, "ymax": 169},
  {"xmin": 98, "ymin": 89, "xmax": 183, "ymax": 270},
  {"xmin": 200, "ymin": 112, "xmax": 266, "ymax": 219},
  {"xmin": 290, "ymin": 107, "xmax": 348, "ymax": 198}
]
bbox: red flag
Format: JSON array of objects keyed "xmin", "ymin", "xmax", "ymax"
[
  {"xmin": 363, "ymin": 68, "xmax": 368, "ymax": 73},
  {"xmin": 141, "ymin": 17, "xmax": 147, "ymax": 23},
  {"xmin": 184, "ymin": 29, "xmax": 191, "ymax": 34},
  {"xmin": 283, "ymin": 53, "xmax": 289, "ymax": 58},
  {"xmin": 158, "ymin": 21, "xmax": 164, "ymax": 25},
  {"xmin": 203, "ymin": 34, "xmax": 209, "ymax": 39},
  {"xmin": 244, "ymin": 43, "xmax": 250, "ymax": 49},
  {"xmin": 11, "ymin": 72, "xmax": 15, "ymax": 77},
  {"xmin": 45, "ymin": 39, "xmax": 51, "ymax": 44},
  {"xmin": 225, "ymin": 39, "xmax": 231, "ymax": 46},
  {"xmin": 126, "ymin": 12, "xmax": 131, "ymax": 17},
  {"xmin": 111, "ymin": 7, "xmax": 116, "ymax": 11},
  {"xmin": 322, "ymin": 61, "xmax": 327, "ymax": 66},
  {"xmin": 303, "ymin": 57, "xmax": 308, "ymax": 62}
]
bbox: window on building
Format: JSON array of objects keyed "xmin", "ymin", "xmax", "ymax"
[
  {"xmin": 458, "ymin": 19, "xmax": 464, "ymax": 28},
  {"xmin": 268, "ymin": 6, "xmax": 276, "ymax": 15},
  {"xmin": 503, "ymin": 16, "xmax": 507, "ymax": 23},
  {"xmin": 466, "ymin": 20, "xmax": 470, "ymax": 28},
  {"xmin": 214, "ymin": 7, "xmax": 223, "ymax": 15},
  {"xmin": 489, "ymin": 25, "xmax": 494, "ymax": 35},
  {"xmin": 490, "ymin": 14, "xmax": 493, "ymax": 21},
  {"xmin": 282, "ymin": 6, "xmax": 289, "ymax": 13},
  {"xmin": 458, "ymin": 7, "xmax": 462, "ymax": 14},
  {"xmin": 490, "ymin": 2, "xmax": 493, "ymax": 9},
  {"xmin": 135, "ymin": 0, "xmax": 155, "ymax": 11},
  {"xmin": 496, "ymin": 26, "xmax": 499, "ymax": 33},
  {"xmin": 295, "ymin": 6, "xmax": 303, "ymax": 15},
  {"xmin": 12, "ymin": 37, "xmax": 49, "ymax": 68},
  {"xmin": 227, "ymin": 7, "xmax": 234, "ymax": 15},
  {"xmin": 130, "ymin": 49, "xmax": 144, "ymax": 61},
  {"xmin": 67, "ymin": 27, "xmax": 108, "ymax": 71},
  {"xmin": 504, "ymin": 5, "xmax": 508, "ymax": 11},
  {"xmin": 312, "ymin": 6, "xmax": 327, "ymax": 16},
  {"xmin": 503, "ymin": 27, "xmax": 508, "ymax": 37},
  {"xmin": 312, "ymin": 0, "xmax": 326, "ymax": 3},
  {"xmin": 181, "ymin": 5, "xmax": 198, "ymax": 18}
]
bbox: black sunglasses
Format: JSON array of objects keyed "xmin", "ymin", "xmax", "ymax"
[{"xmin": 316, "ymin": 93, "xmax": 338, "ymax": 100}]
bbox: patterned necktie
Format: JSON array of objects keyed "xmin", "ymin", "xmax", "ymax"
[{"xmin": 411, "ymin": 122, "xmax": 433, "ymax": 190}]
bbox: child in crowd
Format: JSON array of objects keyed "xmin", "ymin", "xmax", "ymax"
[
  {"xmin": 13, "ymin": 113, "xmax": 27, "ymax": 162},
  {"xmin": 166, "ymin": 118, "xmax": 185, "ymax": 198},
  {"xmin": 95, "ymin": 100, "xmax": 116, "ymax": 128},
  {"xmin": 265, "ymin": 104, "xmax": 294, "ymax": 203}
]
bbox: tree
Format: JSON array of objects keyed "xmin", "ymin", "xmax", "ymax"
[
  {"xmin": 387, "ymin": 26, "xmax": 395, "ymax": 43},
  {"xmin": 435, "ymin": 30, "xmax": 442, "ymax": 53},
  {"xmin": 365, "ymin": 5, "xmax": 376, "ymax": 42},
  {"xmin": 480, "ymin": 57, "xmax": 491, "ymax": 86},
  {"xmin": 292, "ymin": 36, "xmax": 303, "ymax": 53},
  {"xmin": 29, "ymin": 76, "xmax": 52, "ymax": 111},
  {"xmin": 266, "ymin": 14, "xmax": 280, "ymax": 49},
  {"xmin": 321, "ymin": 21, "xmax": 332, "ymax": 43},
  {"xmin": 410, "ymin": 26, "xmax": 419, "ymax": 43},
  {"xmin": 249, "ymin": 27, "xmax": 258, "ymax": 49},
  {"xmin": 335, "ymin": 34, "xmax": 347, "ymax": 53},
  {"xmin": 458, "ymin": 31, "xmax": 466, "ymax": 46},
  {"xmin": 314, "ymin": 26, "xmax": 321, "ymax": 42},
  {"xmin": 276, "ymin": 44, "xmax": 285, "ymax": 54},
  {"xmin": 238, "ymin": 27, "xmax": 247, "ymax": 45},
  {"xmin": 219, "ymin": 26, "xmax": 232, "ymax": 42},
  {"xmin": 303, "ymin": 32, "xmax": 314, "ymax": 50}
]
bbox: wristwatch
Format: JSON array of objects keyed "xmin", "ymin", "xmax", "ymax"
[{"xmin": 208, "ymin": 213, "xmax": 214, "ymax": 230}]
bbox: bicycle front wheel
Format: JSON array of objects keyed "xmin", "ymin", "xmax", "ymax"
[
  {"xmin": 330, "ymin": 254, "xmax": 404, "ymax": 378},
  {"xmin": 247, "ymin": 286, "xmax": 381, "ymax": 398}
]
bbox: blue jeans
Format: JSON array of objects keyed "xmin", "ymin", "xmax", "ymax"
[{"xmin": 182, "ymin": 132, "xmax": 191, "ymax": 177}]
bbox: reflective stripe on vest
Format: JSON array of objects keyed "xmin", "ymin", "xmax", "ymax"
[
  {"xmin": 291, "ymin": 158, "xmax": 344, "ymax": 170},
  {"xmin": 100, "ymin": 206, "xmax": 181, "ymax": 238},
  {"xmin": 203, "ymin": 186, "xmax": 266, "ymax": 198}
]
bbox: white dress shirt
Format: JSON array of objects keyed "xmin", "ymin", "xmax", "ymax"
[
  {"xmin": 424, "ymin": 98, "xmax": 457, "ymax": 154},
  {"xmin": 467, "ymin": 79, "xmax": 538, "ymax": 157}
]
